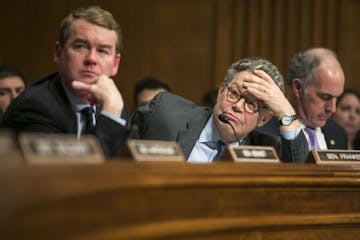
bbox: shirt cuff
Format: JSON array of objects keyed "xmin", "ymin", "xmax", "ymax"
[
  {"xmin": 100, "ymin": 111, "xmax": 127, "ymax": 126},
  {"xmin": 280, "ymin": 127, "xmax": 301, "ymax": 140}
]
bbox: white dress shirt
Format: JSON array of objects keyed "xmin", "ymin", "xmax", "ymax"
[{"xmin": 188, "ymin": 115, "xmax": 238, "ymax": 163}]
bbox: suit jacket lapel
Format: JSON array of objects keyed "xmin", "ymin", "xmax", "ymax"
[
  {"xmin": 52, "ymin": 74, "xmax": 78, "ymax": 133},
  {"xmin": 241, "ymin": 134, "xmax": 250, "ymax": 145},
  {"xmin": 177, "ymin": 108, "xmax": 212, "ymax": 158}
]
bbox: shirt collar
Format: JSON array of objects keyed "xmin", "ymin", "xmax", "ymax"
[
  {"xmin": 300, "ymin": 122, "xmax": 322, "ymax": 134},
  {"xmin": 198, "ymin": 114, "xmax": 222, "ymax": 143},
  {"xmin": 198, "ymin": 114, "xmax": 239, "ymax": 145}
]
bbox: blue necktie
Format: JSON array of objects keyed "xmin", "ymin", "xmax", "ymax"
[{"xmin": 205, "ymin": 140, "xmax": 227, "ymax": 161}]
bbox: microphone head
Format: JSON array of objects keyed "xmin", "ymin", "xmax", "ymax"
[{"xmin": 218, "ymin": 114, "xmax": 230, "ymax": 124}]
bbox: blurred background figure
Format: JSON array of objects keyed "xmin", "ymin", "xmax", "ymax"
[
  {"xmin": 332, "ymin": 88, "xmax": 360, "ymax": 150},
  {"xmin": 0, "ymin": 65, "xmax": 26, "ymax": 120},
  {"xmin": 133, "ymin": 76, "xmax": 171, "ymax": 109},
  {"xmin": 201, "ymin": 89, "xmax": 217, "ymax": 108}
]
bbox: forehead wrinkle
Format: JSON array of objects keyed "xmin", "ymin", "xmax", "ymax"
[{"xmin": 69, "ymin": 20, "xmax": 116, "ymax": 50}]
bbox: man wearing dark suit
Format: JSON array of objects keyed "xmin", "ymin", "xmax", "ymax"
[
  {"xmin": 1, "ymin": 6, "xmax": 128, "ymax": 158},
  {"xmin": 258, "ymin": 48, "xmax": 347, "ymax": 151},
  {"xmin": 131, "ymin": 58, "xmax": 308, "ymax": 163}
]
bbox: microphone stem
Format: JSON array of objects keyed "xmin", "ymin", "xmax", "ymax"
[
  {"xmin": 228, "ymin": 122, "xmax": 241, "ymax": 145},
  {"xmin": 218, "ymin": 114, "xmax": 241, "ymax": 145}
]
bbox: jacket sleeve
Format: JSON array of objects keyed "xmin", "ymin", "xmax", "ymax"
[{"xmin": 280, "ymin": 130, "xmax": 309, "ymax": 163}]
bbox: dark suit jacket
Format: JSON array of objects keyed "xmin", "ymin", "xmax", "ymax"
[
  {"xmin": 130, "ymin": 92, "xmax": 308, "ymax": 163},
  {"xmin": 257, "ymin": 117, "xmax": 348, "ymax": 149},
  {"xmin": 0, "ymin": 72, "xmax": 129, "ymax": 158}
]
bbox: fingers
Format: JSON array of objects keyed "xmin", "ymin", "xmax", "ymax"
[
  {"xmin": 253, "ymin": 69, "xmax": 273, "ymax": 83},
  {"xmin": 72, "ymin": 80, "xmax": 92, "ymax": 91},
  {"xmin": 243, "ymin": 70, "xmax": 273, "ymax": 89},
  {"xmin": 72, "ymin": 75, "xmax": 113, "ymax": 97},
  {"xmin": 71, "ymin": 76, "xmax": 123, "ymax": 116}
]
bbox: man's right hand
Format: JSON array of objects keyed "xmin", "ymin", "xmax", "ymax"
[{"xmin": 72, "ymin": 74, "xmax": 124, "ymax": 117}]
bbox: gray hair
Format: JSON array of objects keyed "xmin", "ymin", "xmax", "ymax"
[
  {"xmin": 224, "ymin": 58, "xmax": 284, "ymax": 93},
  {"xmin": 286, "ymin": 48, "xmax": 337, "ymax": 88}
]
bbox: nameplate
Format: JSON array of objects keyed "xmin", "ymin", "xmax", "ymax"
[
  {"xmin": 220, "ymin": 145, "xmax": 280, "ymax": 163},
  {"xmin": 127, "ymin": 140, "xmax": 185, "ymax": 162},
  {"xmin": 306, "ymin": 149, "xmax": 360, "ymax": 165},
  {"xmin": 0, "ymin": 129, "xmax": 24, "ymax": 167},
  {"xmin": 19, "ymin": 133, "xmax": 104, "ymax": 164}
]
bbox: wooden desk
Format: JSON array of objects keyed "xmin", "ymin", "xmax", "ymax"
[{"xmin": 1, "ymin": 161, "xmax": 360, "ymax": 239}]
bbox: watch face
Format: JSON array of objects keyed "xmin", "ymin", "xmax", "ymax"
[{"xmin": 282, "ymin": 115, "xmax": 292, "ymax": 125}]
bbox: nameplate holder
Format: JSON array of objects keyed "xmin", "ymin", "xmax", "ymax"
[
  {"xmin": 19, "ymin": 133, "xmax": 104, "ymax": 164},
  {"xmin": 127, "ymin": 140, "xmax": 185, "ymax": 162},
  {"xmin": 306, "ymin": 149, "xmax": 360, "ymax": 165},
  {"xmin": 0, "ymin": 129, "xmax": 24, "ymax": 167},
  {"xmin": 220, "ymin": 145, "xmax": 280, "ymax": 163}
]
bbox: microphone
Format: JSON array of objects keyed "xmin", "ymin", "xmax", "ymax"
[
  {"xmin": 218, "ymin": 114, "xmax": 241, "ymax": 145},
  {"xmin": 127, "ymin": 123, "xmax": 140, "ymax": 139},
  {"xmin": 127, "ymin": 113, "xmax": 141, "ymax": 139}
]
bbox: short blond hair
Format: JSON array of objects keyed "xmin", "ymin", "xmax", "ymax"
[{"xmin": 59, "ymin": 6, "xmax": 122, "ymax": 53}]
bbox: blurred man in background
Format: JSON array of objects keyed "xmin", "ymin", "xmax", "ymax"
[
  {"xmin": 133, "ymin": 76, "xmax": 171, "ymax": 109},
  {"xmin": 0, "ymin": 65, "xmax": 26, "ymax": 121}
]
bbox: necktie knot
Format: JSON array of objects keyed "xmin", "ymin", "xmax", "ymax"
[
  {"xmin": 304, "ymin": 126, "xmax": 319, "ymax": 151},
  {"xmin": 81, "ymin": 106, "xmax": 95, "ymax": 134},
  {"xmin": 205, "ymin": 140, "xmax": 227, "ymax": 161}
]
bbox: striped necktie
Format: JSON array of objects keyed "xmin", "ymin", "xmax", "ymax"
[{"xmin": 81, "ymin": 106, "xmax": 95, "ymax": 134}]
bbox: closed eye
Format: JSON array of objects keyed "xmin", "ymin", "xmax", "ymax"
[{"xmin": 317, "ymin": 93, "xmax": 336, "ymax": 101}]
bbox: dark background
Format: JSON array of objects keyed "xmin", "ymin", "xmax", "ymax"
[{"xmin": 1, "ymin": 0, "xmax": 358, "ymax": 111}]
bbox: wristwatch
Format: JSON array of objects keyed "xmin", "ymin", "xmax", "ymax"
[{"xmin": 279, "ymin": 115, "xmax": 298, "ymax": 126}]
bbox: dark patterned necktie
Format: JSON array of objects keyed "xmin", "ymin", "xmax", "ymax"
[{"xmin": 81, "ymin": 106, "xmax": 95, "ymax": 134}]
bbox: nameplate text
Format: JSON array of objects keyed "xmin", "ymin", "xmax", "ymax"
[
  {"xmin": 19, "ymin": 133, "xmax": 104, "ymax": 164},
  {"xmin": 307, "ymin": 149, "xmax": 360, "ymax": 165},
  {"xmin": 221, "ymin": 145, "xmax": 280, "ymax": 163},
  {"xmin": 127, "ymin": 140, "xmax": 185, "ymax": 162}
]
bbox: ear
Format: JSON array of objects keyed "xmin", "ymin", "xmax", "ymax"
[
  {"xmin": 217, "ymin": 83, "xmax": 226, "ymax": 99},
  {"xmin": 292, "ymin": 78, "xmax": 303, "ymax": 97},
  {"xmin": 110, "ymin": 53, "xmax": 121, "ymax": 77},
  {"xmin": 256, "ymin": 111, "xmax": 274, "ymax": 128},
  {"xmin": 54, "ymin": 41, "xmax": 62, "ymax": 64}
]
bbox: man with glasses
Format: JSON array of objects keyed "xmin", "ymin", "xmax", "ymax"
[
  {"xmin": 259, "ymin": 48, "xmax": 347, "ymax": 150},
  {"xmin": 130, "ymin": 58, "xmax": 308, "ymax": 163}
]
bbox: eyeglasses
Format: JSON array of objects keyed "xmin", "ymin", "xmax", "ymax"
[{"xmin": 225, "ymin": 84, "xmax": 268, "ymax": 113}]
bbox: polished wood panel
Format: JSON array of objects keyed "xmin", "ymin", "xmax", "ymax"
[
  {"xmin": 1, "ymin": 0, "xmax": 358, "ymax": 111},
  {"xmin": 1, "ymin": 161, "xmax": 360, "ymax": 239}
]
